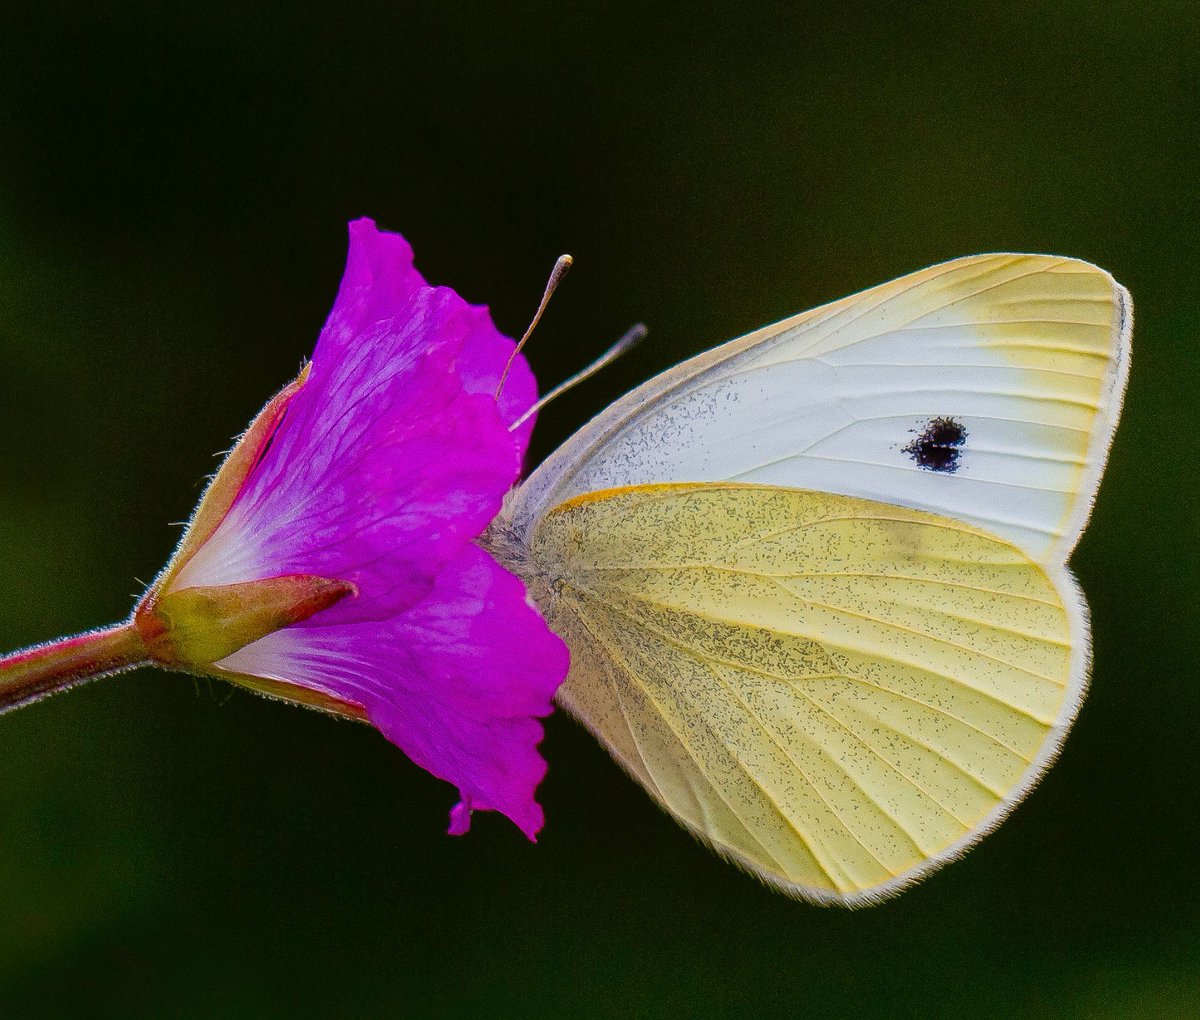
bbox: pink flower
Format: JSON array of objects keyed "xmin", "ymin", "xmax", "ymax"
[{"xmin": 135, "ymin": 219, "xmax": 569, "ymax": 839}]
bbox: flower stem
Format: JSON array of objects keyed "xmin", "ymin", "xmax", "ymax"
[{"xmin": 0, "ymin": 622, "xmax": 149, "ymax": 713}]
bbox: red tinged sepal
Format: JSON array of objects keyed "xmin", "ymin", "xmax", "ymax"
[{"xmin": 135, "ymin": 574, "xmax": 357, "ymax": 670}]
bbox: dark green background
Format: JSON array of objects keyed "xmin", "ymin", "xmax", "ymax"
[{"xmin": 1, "ymin": 2, "xmax": 1196, "ymax": 1016}]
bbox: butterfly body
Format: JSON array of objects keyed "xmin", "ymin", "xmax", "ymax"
[{"xmin": 490, "ymin": 254, "xmax": 1130, "ymax": 904}]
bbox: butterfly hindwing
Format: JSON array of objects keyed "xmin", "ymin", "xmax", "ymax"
[{"xmin": 528, "ymin": 483, "xmax": 1085, "ymax": 903}]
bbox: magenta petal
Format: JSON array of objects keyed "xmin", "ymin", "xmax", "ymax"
[
  {"xmin": 168, "ymin": 219, "xmax": 569, "ymax": 837},
  {"xmin": 456, "ymin": 302, "xmax": 540, "ymax": 452},
  {"xmin": 312, "ymin": 218, "xmax": 427, "ymax": 365},
  {"xmin": 317, "ymin": 218, "xmax": 539, "ymax": 448},
  {"xmin": 174, "ymin": 250, "xmax": 521, "ymax": 620},
  {"xmin": 448, "ymin": 801, "xmax": 473, "ymax": 836},
  {"xmin": 218, "ymin": 545, "xmax": 570, "ymax": 838}
]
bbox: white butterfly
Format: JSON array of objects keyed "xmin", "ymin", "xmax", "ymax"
[{"xmin": 487, "ymin": 254, "xmax": 1130, "ymax": 905}]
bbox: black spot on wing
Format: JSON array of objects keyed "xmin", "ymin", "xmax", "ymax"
[{"xmin": 903, "ymin": 417, "xmax": 967, "ymax": 473}]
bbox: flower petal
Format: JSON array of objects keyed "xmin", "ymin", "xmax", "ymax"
[
  {"xmin": 216, "ymin": 544, "xmax": 570, "ymax": 838},
  {"xmin": 312, "ymin": 218, "xmax": 426, "ymax": 362},
  {"xmin": 456, "ymin": 301, "xmax": 540, "ymax": 452},
  {"xmin": 172, "ymin": 230, "xmax": 528, "ymax": 620},
  {"xmin": 316, "ymin": 218, "xmax": 538, "ymax": 448},
  {"xmin": 164, "ymin": 219, "xmax": 568, "ymax": 836},
  {"xmin": 175, "ymin": 321, "xmax": 516, "ymax": 617}
]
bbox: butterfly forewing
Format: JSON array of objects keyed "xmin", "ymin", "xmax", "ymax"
[
  {"xmin": 514, "ymin": 254, "xmax": 1130, "ymax": 566},
  {"xmin": 529, "ymin": 484, "xmax": 1085, "ymax": 903}
]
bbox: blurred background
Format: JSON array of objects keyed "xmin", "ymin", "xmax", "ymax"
[{"xmin": 0, "ymin": 2, "xmax": 1196, "ymax": 1016}]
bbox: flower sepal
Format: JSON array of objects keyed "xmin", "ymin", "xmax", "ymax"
[{"xmin": 136, "ymin": 575, "xmax": 356, "ymax": 671}]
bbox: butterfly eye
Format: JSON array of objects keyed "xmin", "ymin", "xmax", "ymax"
[{"xmin": 903, "ymin": 416, "xmax": 968, "ymax": 473}]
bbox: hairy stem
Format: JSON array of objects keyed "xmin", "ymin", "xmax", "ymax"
[{"xmin": 0, "ymin": 622, "xmax": 148, "ymax": 713}]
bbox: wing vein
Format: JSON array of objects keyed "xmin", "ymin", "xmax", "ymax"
[{"xmin": 570, "ymin": 599, "xmax": 812, "ymax": 883}]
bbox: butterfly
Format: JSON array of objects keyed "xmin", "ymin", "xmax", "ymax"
[{"xmin": 487, "ymin": 254, "xmax": 1131, "ymax": 904}]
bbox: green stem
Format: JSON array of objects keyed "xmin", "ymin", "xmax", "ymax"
[{"xmin": 0, "ymin": 622, "xmax": 149, "ymax": 713}]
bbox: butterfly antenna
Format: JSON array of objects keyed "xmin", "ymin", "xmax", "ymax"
[
  {"xmin": 496, "ymin": 254, "xmax": 574, "ymax": 398},
  {"xmin": 510, "ymin": 323, "xmax": 647, "ymax": 431}
]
